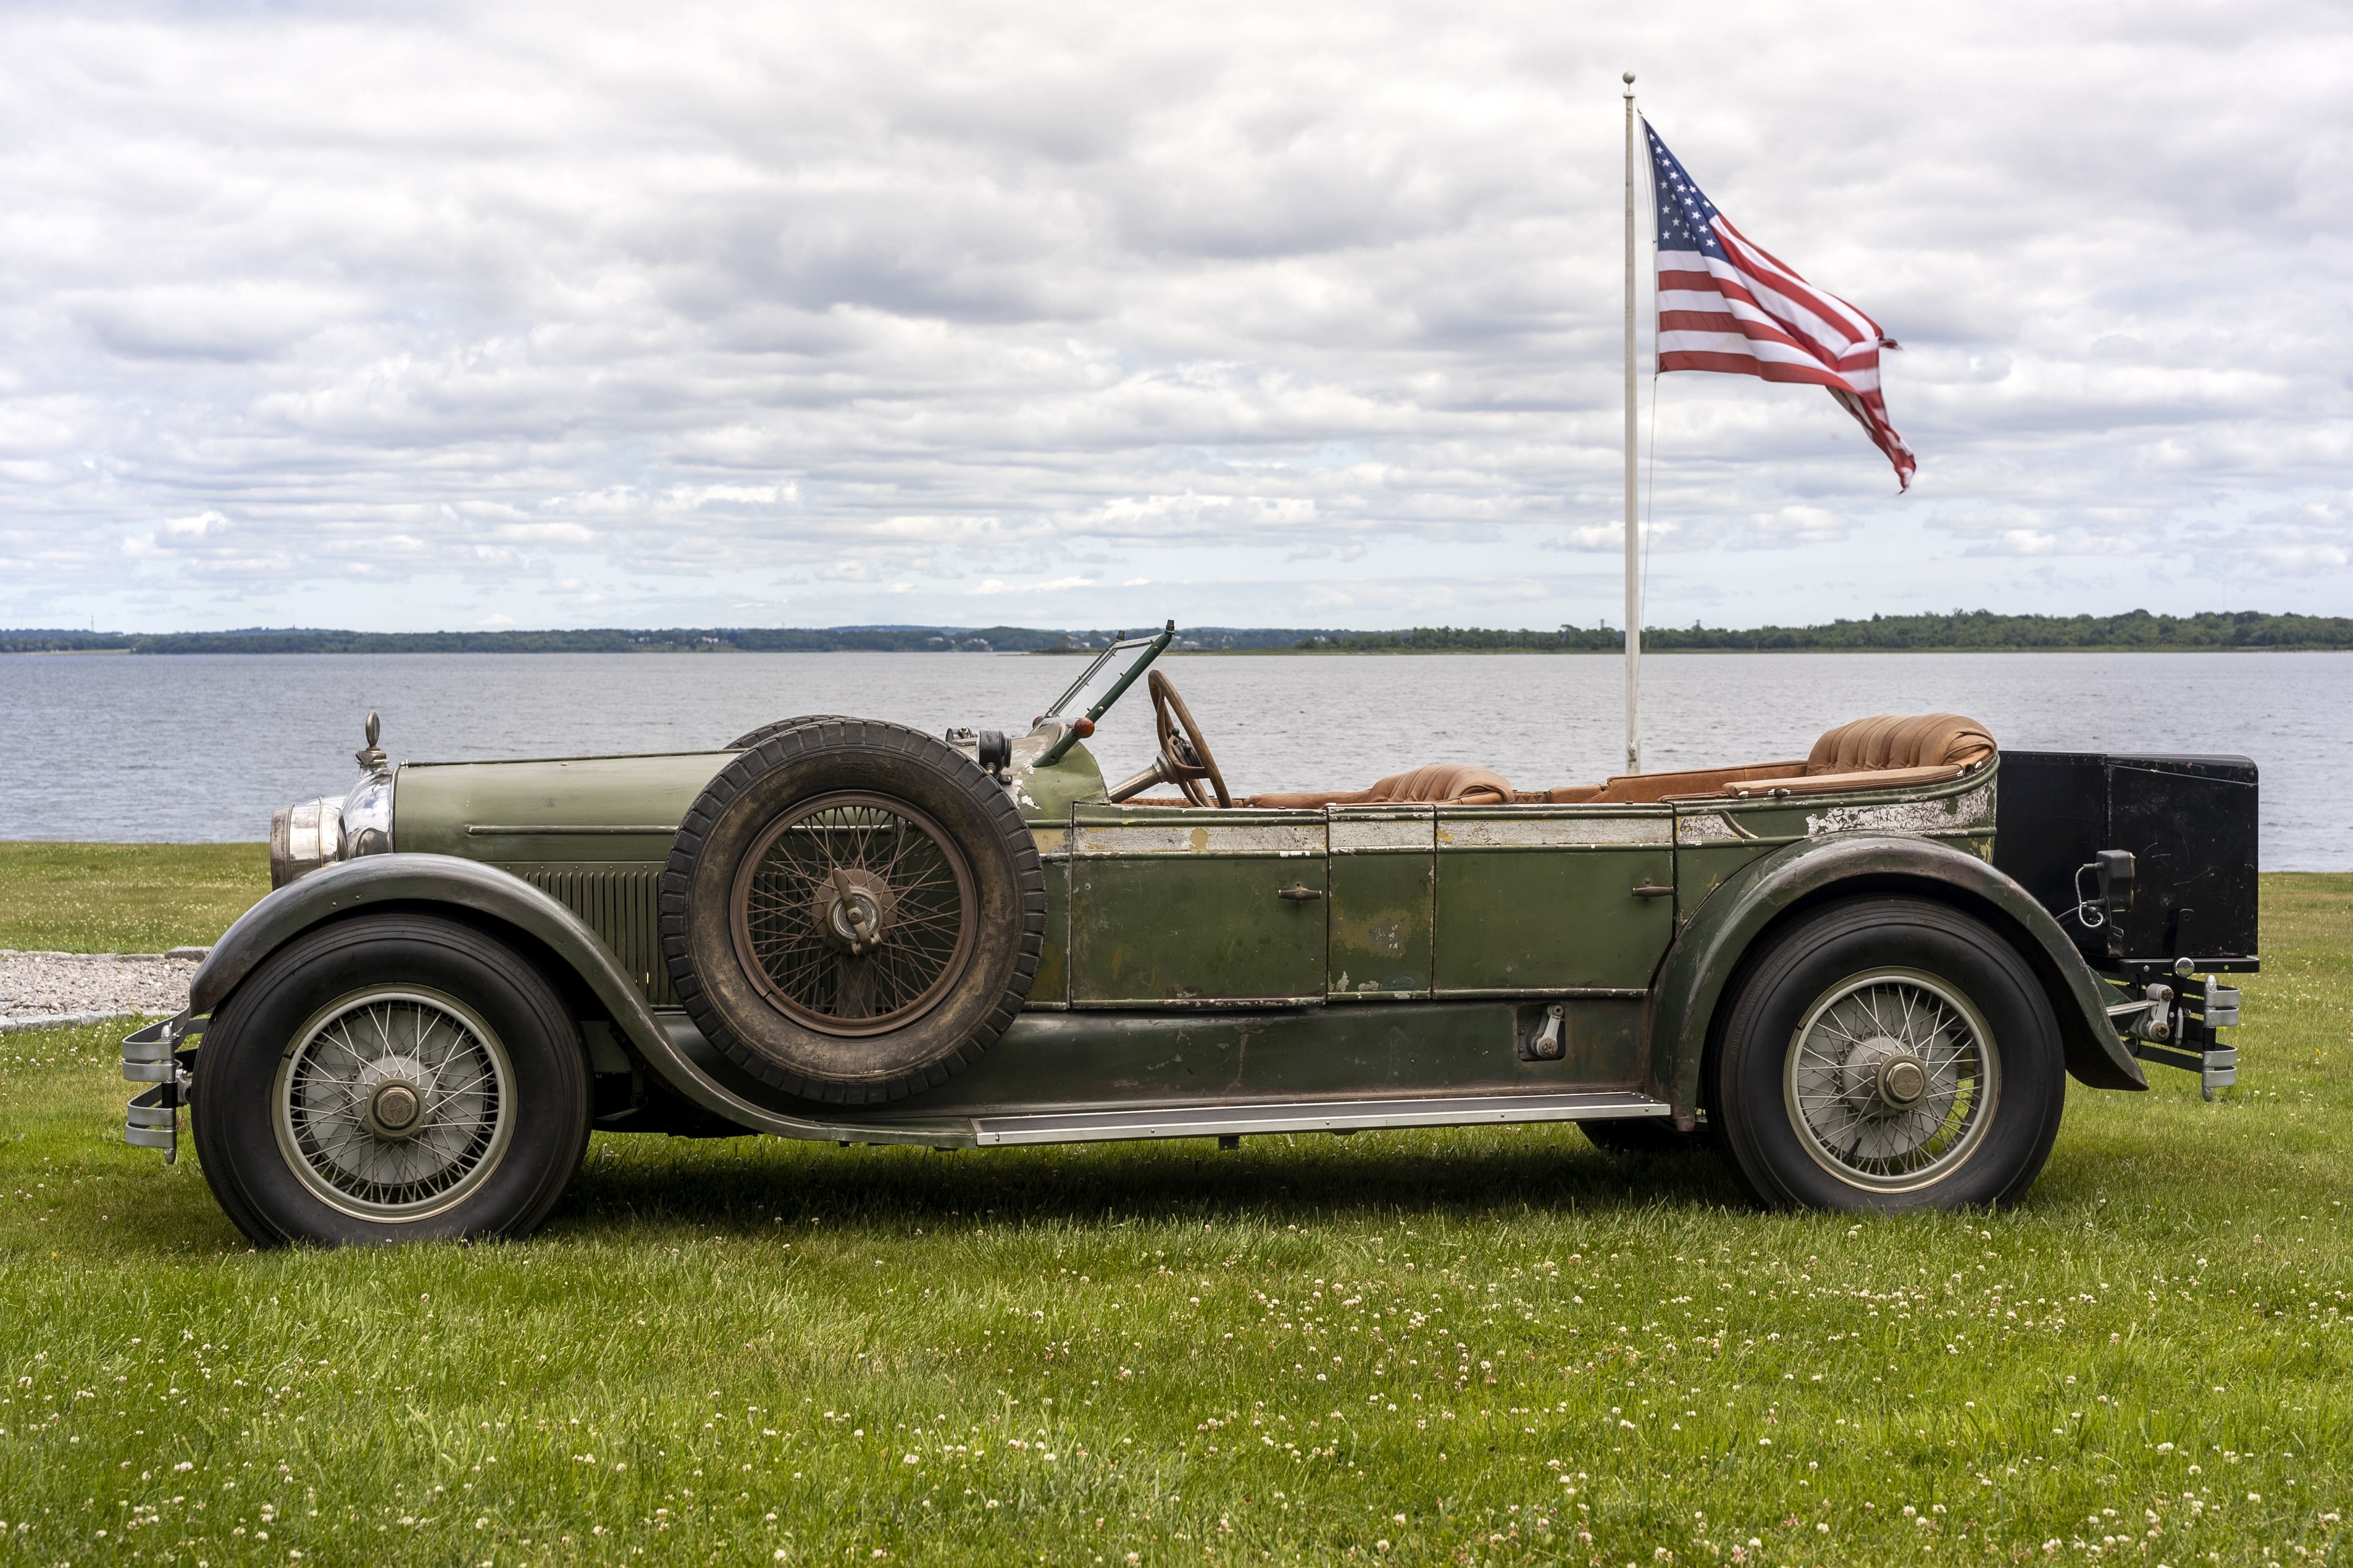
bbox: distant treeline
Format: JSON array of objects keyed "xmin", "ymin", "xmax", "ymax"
[
  {"xmin": 1297, "ymin": 610, "xmax": 2353, "ymax": 653},
  {"xmin": 5, "ymin": 610, "xmax": 2350, "ymax": 656},
  {"xmin": 0, "ymin": 625, "xmax": 1341, "ymax": 655}
]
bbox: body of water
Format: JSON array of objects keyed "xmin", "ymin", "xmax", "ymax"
[{"xmin": 1, "ymin": 649, "xmax": 2344, "ymax": 868}]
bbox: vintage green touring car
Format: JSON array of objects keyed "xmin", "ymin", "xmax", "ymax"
[{"xmin": 124, "ymin": 627, "xmax": 2257, "ymax": 1245}]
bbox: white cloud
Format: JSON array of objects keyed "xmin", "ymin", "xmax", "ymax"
[{"xmin": 0, "ymin": 0, "xmax": 2348, "ymax": 632}]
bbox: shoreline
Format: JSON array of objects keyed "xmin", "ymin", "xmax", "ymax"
[{"xmin": 8, "ymin": 643, "xmax": 2352, "ymax": 658}]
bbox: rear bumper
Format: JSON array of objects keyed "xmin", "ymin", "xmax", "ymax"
[
  {"xmin": 2113, "ymin": 973, "xmax": 2241, "ymax": 1100},
  {"xmin": 2131, "ymin": 1040, "xmax": 2237, "ymax": 1097}
]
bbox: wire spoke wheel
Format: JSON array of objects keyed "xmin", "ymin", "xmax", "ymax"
[
  {"xmin": 271, "ymin": 986, "xmax": 516, "ymax": 1221},
  {"xmin": 728, "ymin": 790, "xmax": 978, "ymax": 1037},
  {"xmin": 1782, "ymin": 966, "xmax": 2000, "ymax": 1192}
]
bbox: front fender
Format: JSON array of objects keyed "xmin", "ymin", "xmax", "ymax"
[
  {"xmin": 1648, "ymin": 833, "xmax": 2145, "ymax": 1123},
  {"xmin": 189, "ymin": 854, "xmax": 942, "ymax": 1144}
]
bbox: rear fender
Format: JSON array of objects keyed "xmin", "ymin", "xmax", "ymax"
[
  {"xmin": 1648, "ymin": 834, "xmax": 2145, "ymax": 1124},
  {"xmin": 190, "ymin": 854, "xmax": 944, "ymax": 1143}
]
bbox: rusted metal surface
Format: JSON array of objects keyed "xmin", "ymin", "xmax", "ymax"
[
  {"xmin": 1802, "ymin": 780, "xmax": 1995, "ymax": 839},
  {"xmin": 1327, "ymin": 807, "xmax": 1434, "ymax": 1000},
  {"xmin": 1673, "ymin": 811, "xmax": 1748, "ymax": 845},
  {"xmin": 1068, "ymin": 804, "xmax": 1328, "ymax": 1006},
  {"xmin": 1433, "ymin": 805, "xmax": 1677, "ymax": 993},
  {"xmin": 1435, "ymin": 812, "xmax": 1674, "ymax": 850},
  {"xmin": 1072, "ymin": 814, "xmax": 1324, "ymax": 858}
]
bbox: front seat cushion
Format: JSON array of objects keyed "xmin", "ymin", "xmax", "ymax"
[
  {"xmin": 1246, "ymin": 763, "xmax": 1516, "ymax": 809},
  {"xmin": 1365, "ymin": 763, "xmax": 1515, "ymax": 805}
]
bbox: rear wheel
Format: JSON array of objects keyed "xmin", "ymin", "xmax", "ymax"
[
  {"xmin": 1712, "ymin": 898, "xmax": 2064, "ymax": 1212},
  {"xmin": 191, "ymin": 916, "xmax": 591, "ymax": 1246}
]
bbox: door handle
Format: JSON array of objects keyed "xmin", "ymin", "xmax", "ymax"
[
  {"xmin": 1277, "ymin": 884, "xmax": 1324, "ymax": 902},
  {"xmin": 1631, "ymin": 882, "xmax": 1674, "ymax": 899}
]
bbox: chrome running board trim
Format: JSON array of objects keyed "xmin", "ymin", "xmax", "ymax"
[{"xmin": 969, "ymin": 1090, "xmax": 1671, "ymax": 1147}]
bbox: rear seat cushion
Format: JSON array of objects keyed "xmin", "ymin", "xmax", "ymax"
[{"xmin": 1805, "ymin": 713, "xmax": 1995, "ymax": 775}]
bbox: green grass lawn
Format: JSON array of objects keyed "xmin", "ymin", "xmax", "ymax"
[
  {"xmin": 0, "ymin": 866, "xmax": 2348, "ymax": 1565},
  {"xmin": 0, "ymin": 842, "xmax": 269, "ymax": 952}
]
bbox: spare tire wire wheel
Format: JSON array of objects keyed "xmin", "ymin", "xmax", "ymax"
[
  {"xmin": 273, "ymin": 987, "xmax": 515, "ymax": 1219},
  {"xmin": 729, "ymin": 792, "xmax": 978, "ymax": 1034},
  {"xmin": 662, "ymin": 718, "xmax": 1045, "ymax": 1103},
  {"xmin": 1782, "ymin": 968, "xmax": 1998, "ymax": 1190}
]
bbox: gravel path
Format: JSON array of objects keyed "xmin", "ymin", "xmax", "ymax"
[{"xmin": 0, "ymin": 950, "xmax": 208, "ymax": 1032}]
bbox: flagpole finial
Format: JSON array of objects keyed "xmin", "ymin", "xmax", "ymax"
[{"xmin": 1622, "ymin": 71, "xmax": 1635, "ymax": 95}]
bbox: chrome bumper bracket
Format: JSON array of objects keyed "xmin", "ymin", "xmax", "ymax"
[
  {"xmin": 122, "ymin": 1012, "xmax": 199, "ymax": 1163},
  {"xmin": 2123, "ymin": 971, "xmax": 2240, "ymax": 1102}
]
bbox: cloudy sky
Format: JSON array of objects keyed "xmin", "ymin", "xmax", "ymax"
[{"xmin": 1, "ymin": 0, "xmax": 2347, "ymax": 634}]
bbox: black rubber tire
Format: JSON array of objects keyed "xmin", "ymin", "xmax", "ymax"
[
  {"xmin": 1580, "ymin": 1116, "xmax": 1714, "ymax": 1157},
  {"xmin": 189, "ymin": 915, "xmax": 591, "ymax": 1247},
  {"xmin": 726, "ymin": 715, "xmax": 849, "ymax": 750},
  {"xmin": 1712, "ymin": 896, "xmax": 2065, "ymax": 1213},
  {"xmin": 661, "ymin": 718, "xmax": 1045, "ymax": 1103}
]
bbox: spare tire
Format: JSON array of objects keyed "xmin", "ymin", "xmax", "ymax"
[
  {"xmin": 661, "ymin": 718, "xmax": 1045, "ymax": 1103},
  {"xmin": 726, "ymin": 714, "xmax": 849, "ymax": 750}
]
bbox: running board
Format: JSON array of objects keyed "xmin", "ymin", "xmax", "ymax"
[{"xmin": 969, "ymin": 1090, "xmax": 1671, "ymax": 1147}]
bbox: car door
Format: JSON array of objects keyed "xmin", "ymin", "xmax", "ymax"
[
  {"xmin": 1066, "ymin": 802, "xmax": 1328, "ymax": 1007},
  {"xmin": 1431, "ymin": 804, "xmax": 1677, "ymax": 995}
]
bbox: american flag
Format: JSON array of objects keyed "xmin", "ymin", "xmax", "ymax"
[{"xmin": 1647, "ymin": 120, "xmax": 1915, "ymax": 489}]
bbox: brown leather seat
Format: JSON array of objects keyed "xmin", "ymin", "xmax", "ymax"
[
  {"xmin": 1805, "ymin": 713, "xmax": 1995, "ymax": 775},
  {"xmin": 1368, "ymin": 763, "xmax": 1514, "ymax": 805},
  {"xmin": 1230, "ymin": 714, "xmax": 1995, "ymax": 810},
  {"xmin": 1245, "ymin": 762, "xmax": 1514, "ymax": 809},
  {"xmin": 1545, "ymin": 712, "xmax": 1997, "ymax": 804}
]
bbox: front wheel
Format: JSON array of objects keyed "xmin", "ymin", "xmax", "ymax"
[
  {"xmin": 1712, "ymin": 897, "xmax": 2064, "ymax": 1212},
  {"xmin": 190, "ymin": 915, "xmax": 591, "ymax": 1246}
]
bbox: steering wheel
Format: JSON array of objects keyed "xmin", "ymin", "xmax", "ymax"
[{"xmin": 1148, "ymin": 670, "xmax": 1232, "ymax": 808}]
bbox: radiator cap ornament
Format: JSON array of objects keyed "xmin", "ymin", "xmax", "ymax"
[{"xmin": 355, "ymin": 710, "xmax": 387, "ymax": 773}]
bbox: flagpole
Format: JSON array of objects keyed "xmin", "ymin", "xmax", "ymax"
[{"xmin": 1621, "ymin": 71, "xmax": 1642, "ymax": 776}]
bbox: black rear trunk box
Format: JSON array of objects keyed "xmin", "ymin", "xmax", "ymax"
[{"xmin": 1994, "ymin": 751, "xmax": 2258, "ymax": 973}]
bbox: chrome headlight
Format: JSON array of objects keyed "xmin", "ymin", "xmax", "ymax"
[
  {"xmin": 269, "ymin": 711, "xmax": 399, "ymax": 888},
  {"xmin": 270, "ymin": 796, "xmax": 346, "ymax": 888},
  {"xmin": 342, "ymin": 774, "xmax": 394, "ymax": 856}
]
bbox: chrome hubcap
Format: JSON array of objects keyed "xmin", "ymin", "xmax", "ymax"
[
  {"xmin": 1836, "ymin": 1036, "xmax": 1929, "ymax": 1115},
  {"xmin": 1784, "ymin": 969, "xmax": 1999, "ymax": 1192},
  {"xmin": 273, "ymin": 989, "xmax": 515, "ymax": 1220},
  {"xmin": 365, "ymin": 1076, "xmax": 425, "ymax": 1138},
  {"xmin": 814, "ymin": 867, "xmax": 895, "ymax": 953}
]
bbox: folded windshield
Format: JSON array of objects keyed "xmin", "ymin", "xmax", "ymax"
[
  {"xmin": 1042, "ymin": 622, "xmax": 1174, "ymax": 723},
  {"xmin": 1032, "ymin": 621, "xmax": 1175, "ymax": 768}
]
